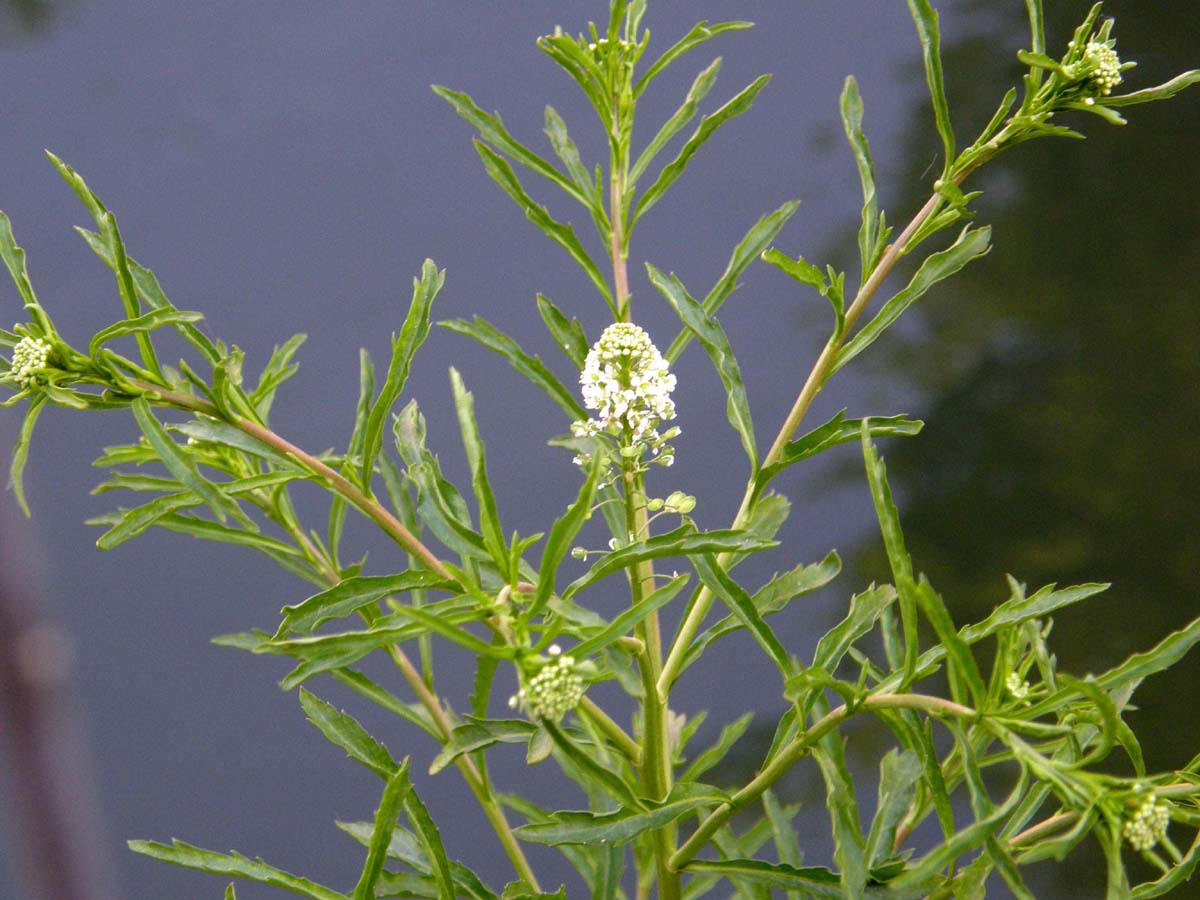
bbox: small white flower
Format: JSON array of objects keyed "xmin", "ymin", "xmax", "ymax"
[
  {"xmin": 1083, "ymin": 41, "xmax": 1123, "ymax": 96},
  {"xmin": 512, "ymin": 652, "xmax": 586, "ymax": 723},
  {"xmin": 1124, "ymin": 792, "xmax": 1170, "ymax": 852},
  {"xmin": 572, "ymin": 323, "xmax": 677, "ymax": 468},
  {"xmin": 1005, "ymin": 671, "xmax": 1030, "ymax": 701},
  {"xmin": 7, "ymin": 336, "xmax": 52, "ymax": 388}
]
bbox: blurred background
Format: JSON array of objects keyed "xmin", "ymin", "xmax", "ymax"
[{"xmin": 0, "ymin": 1, "xmax": 1196, "ymax": 897}]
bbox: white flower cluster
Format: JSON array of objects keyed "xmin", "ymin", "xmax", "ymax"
[
  {"xmin": 571, "ymin": 322, "xmax": 677, "ymax": 466},
  {"xmin": 509, "ymin": 645, "xmax": 585, "ymax": 723},
  {"xmin": 1124, "ymin": 793, "xmax": 1171, "ymax": 852},
  {"xmin": 1083, "ymin": 41, "xmax": 1122, "ymax": 96},
  {"xmin": 7, "ymin": 336, "xmax": 51, "ymax": 388},
  {"xmin": 1005, "ymin": 672, "xmax": 1030, "ymax": 701}
]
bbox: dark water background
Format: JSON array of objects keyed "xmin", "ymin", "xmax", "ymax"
[{"xmin": 0, "ymin": 1, "xmax": 1196, "ymax": 898}]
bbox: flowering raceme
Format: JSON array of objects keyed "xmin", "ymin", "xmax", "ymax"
[
  {"xmin": 571, "ymin": 322, "xmax": 677, "ymax": 467},
  {"xmin": 5, "ymin": 336, "xmax": 51, "ymax": 389}
]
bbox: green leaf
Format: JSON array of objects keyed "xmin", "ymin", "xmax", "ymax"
[
  {"xmin": 429, "ymin": 718, "xmax": 538, "ymax": 775},
  {"xmin": 564, "ymin": 524, "xmax": 776, "ymax": 600},
  {"xmin": 449, "ymin": 368, "xmax": 506, "ymax": 566},
  {"xmin": 433, "ymin": 86, "xmax": 589, "ymax": 207},
  {"xmin": 692, "ymin": 554, "xmax": 789, "ymax": 674},
  {"xmin": 633, "ymin": 20, "xmax": 753, "ymax": 97},
  {"xmin": 833, "ymin": 226, "xmax": 992, "ymax": 374},
  {"xmin": 515, "ymin": 784, "xmax": 723, "ymax": 845},
  {"xmin": 172, "ymin": 418, "xmax": 307, "ymax": 473},
  {"xmin": 840, "ymin": 76, "xmax": 882, "ymax": 286},
  {"xmin": 862, "ymin": 426, "xmax": 919, "ymax": 684},
  {"xmin": 630, "ymin": 57, "xmax": 723, "ymax": 186},
  {"xmin": 542, "ymin": 720, "xmax": 642, "ymax": 808},
  {"xmin": 1106, "ymin": 70, "xmax": 1200, "ymax": 108},
  {"xmin": 353, "ymin": 761, "xmax": 413, "ymax": 900},
  {"xmin": 473, "ymin": 142, "xmax": 613, "ymax": 311},
  {"xmin": 91, "ymin": 492, "xmax": 201, "ymax": 549},
  {"xmin": 808, "ymin": 583, "xmax": 896, "ymax": 679},
  {"xmin": 763, "ymin": 789, "xmax": 805, "ymax": 882},
  {"xmin": 402, "ymin": 784, "xmax": 455, "ymax": 900},
  {"xmin": 572, "ymin": 572, "xmax": 689, "ymax": 658},
  {"xmin": 127, "ymin": 839, "xmax": 347, "ymax": 900},
  {"xmin": 298, "ymin": 687, "xmax": 398, "ymax": 779},
  {"xmin": 8, "ymin": 394, "xmax": 47, "ymax": 517},
  {"xmin": 130, "ymin": 398, "xmax": 242, "ymax": 524},
  {"xmin": 681, "ymin": 711, "xmax": 753, "ymax": 782},
  {"xmin": 632, "ymin": 75, "xmax": 771, "ymax": 227},
  {"xmin": 361, "ymin": 259, "xmax": 442, "ymax": 491},
  {"xmin": 97, "ymin": 210, "xmax": 162, "ymax": 377},
  {"xmin": 331, "ymin": 669, "xmax": 439, "ymax": 739},
  {"xmin": 679, "ymin": 859, "xmax": 851, "ymax": 900},
  {"xmin": 225, "ymin": 885, "xmax": 238, "ymax": 900},
  {"xmin": 864, "ymin": 749, "xmax": 922, "ymax": 869},
  {"xmin": 0, "ymin": 212, "xmax": 53, "ymax": 336},
  {"xmin": 1096, "ymin": 615, "xmax": 1200, "ymax": 695},
  {"xmin": 543, "ymin": 105, "xmax": 594, "ymax": 199},
  {"xmin": 912, "ymin": 575, "xmax": 986, "ymax": 708},
  {"xmin": 964, "ymin": 579, "xmax": 1110, "ymax": 643},
  {"xmin": 535, "ymin": 295, "xmax": 589, "ymax": 370},
  {"xmin": 529, "ymin": 457, "xmax": 601, "ymax": 620},
  {"xmin": 752, "ymin": 411, "xmax": 922, "ymax": 505},
  {"xmin": 812, "ymin": 735, "xmax": 868, "ymax": 900},
  {"xmin": 905, "ymin": 0, "xmax": 955, "ymax": 174},
  {"xmin": 250, "ymin": 333, "xmax": 307, "ymax": 419},
  {"xmin": 279, "ymin": 572, "xmax": 450, "ymax": 634},
  {"xmin": 1132, "ymin": 828, "xmax": 1200, "ymax": 898},
  {"xmin": 648, "ymin": 265, "xmax": 756, "ymax": 471},
  {"xmin": 87, "ymin": 307, "xmax": 204, "ymax": 358},
  {"xmin": 439, "ymin": 317, "xmax": 585, "ymax": 421}
]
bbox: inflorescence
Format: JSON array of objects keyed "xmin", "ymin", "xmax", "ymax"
[
  {"xmin": 571, "ymin": 322, "xmax": 677, "ymax": 470},
  {"xmin": 1083, "ymin": 40, "xmax": 1123, "ymax": 95},
  {"xmin": 6, "ymin": 336, "xmax": 52, "ymax": 389},
  {"xmin": 509, "ymin": 645, "xmax": 586, "ymax": 723},
  {"xmin": 1123, "ymin": 792, "xmax": 1171, "ymax": 852}
]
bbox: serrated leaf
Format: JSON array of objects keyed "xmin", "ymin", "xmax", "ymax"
[
  {"xmin": 353, "ymin": 761, "xmax": 412, "ymax": 900},
  {"xmin": 536, "ymin": 295, "xmax": 589, "ymax": 370},
  {"xmin": 865, "ymin": 749, "xmax": 922, "ymax": 869},
  {"xmin": 402, "ymin": 775, "xmax": 456, "ymax": 900},
  {"xmin": 632, "ymin": 75, "xmax": 770, "ymax": 227},
  {"xmin": 361, "ymin": 259, "xmax": 442, "ymax": 492},
  {"xmin": 912, "ymin": 575, "xmax": 986, "ymax": 708},
  {"xmin": 449, "ymin": 368, "xmax": 506, "ymax": 566},
  {"xmin": 299, "ymin": 687, "xmax": 398, "ymax": 778},
  {"xmin": 905, "ymin": 0, "xmax": 955, "ymax": 173},
  {"xmin": 808, "ymin": 583, "xmax": 897, "ymax": 679},
  {"xmin": 439, "ymin": 317, "xmax": 584, "ymax": 421},
  {"xmin": 812, "ymin": 733, "xmax": 868, "ymax": 900},
  {"xmin": 633, "ymin": 20, "xmax": 753, "ymax": 97},
  {"xmin": 543, "ymin": 105, "xmax": 594, "ymax": 199},
  {"xmin": 473, "ymin": 142, "xmax": 613, "ymax": 311},
  {"xmin": 841, "ymin": 76, "xmax": 882, "ymax": 287},
  {"xmin": 172, "ymin": 418, "xmax": 308, "ymax": 473},
  {"xmin": 279, "ymin": 572, "xmax": 450, "ymax": 634},
  {"xmin": 573, "ymin": 572, "xmax": 689, "ymax": 658},
  {"xmin": 332, "ymin": 669, "xmax": 439, "ymax": 739},
  {"xmin": 1106, "ymin": 70, "xmax": 1200, "ymax": 108},
  {"xmin": 127, "ymin": 839, "xmax": 346, "ymax": 900},
  {"xmin": 91, "ymin": 492, "xmax": 201, "ymax": 549},
  {"xmin": 87, "ymin": 307, "xmax": 204, "ymax": 358},
  {"xmin": 528, "ymin": 457, "xmax": 600, "ymax": 620},
  {"xmin": 833, "ymin": 226, "xmax": 991, "ymax": 374},
  {"xmin": 251, "ymin": 333, "xmax": 306, "ymax": 418},
  {"xmin": 681, "ymin": 711, "xmax": 753, "ymax": 782},
  {"xmin": 515, "ymin": 784, "xmax": 724, "ymax": 846},
  {"xmin": 692, "ymin": 554, "xmax": 789, "ymax": 674},
  {"xmin": 563, "ymin": 524, "xmax": 776, "ymax": 600},
  {"xmin": 543, "ymin": 720, "xmax": 641, "ymax": 808},
  {"xmin": 752, "ymin": 411, "xmax": 922, "ymax": 505},
  {"xmin": 9, "ymin": 393, "xmax": 46, "ymax": 516},
  {"xmin": 0, "ymin": 212, "xmax": 54, "ymax": 336},
  {"xmin": 429, "ymin": 718, "xmax": 537, "ymax": 775},
  {"xmin": 648, "ymin": 265, "xmax": 756, "ymax": 471},
  {"xmin": 630, "ymin": 57, "xmax": 723, "ymax": 185},
  {"xmin": 434, "ymin": 86, "xmax": 588, "ymax": 206}
]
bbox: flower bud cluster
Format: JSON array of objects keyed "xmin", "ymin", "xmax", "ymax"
[
  {"xmin": 509, "ymin": 645, "xmax": 585, "ymax": 723},
  {"xmin": 571, "ymin": 323, "xmax": 677, "ymax": 469},
  {"xmin": 1083, "ymin": 41, "xmax": 1123, "ymax": 96},
  {"xmin": 1005, "ymin": 672, "xmax": 1030, "ymax": 701},
  {"xmin": 1123, "ymin": 792, "xmax": 1171, "ymax": 852},
  {"xmin": 6, "ymin": 336, "xmax": 52, "ymax": 388}
]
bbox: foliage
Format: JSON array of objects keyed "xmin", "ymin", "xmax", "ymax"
[{"xmin": 3, "ymin": 2, "xmax": 1199, "ymax": 898}]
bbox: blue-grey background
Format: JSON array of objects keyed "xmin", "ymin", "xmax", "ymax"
[{"xmin": 0, "ymin": 1, "xmax": 1196, "ymax": 898}]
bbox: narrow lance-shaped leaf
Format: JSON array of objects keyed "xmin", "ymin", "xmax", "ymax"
[
  {"xmin": 0, "ymin": 212, "xmax": 53, "ymax": 336},
  {"xmin": 751, "ymin": 411, "xmax": 923, "ymax": 506},
  {"xmin": 439, "ymin": 317, "xmax": 585, "ymax": 420},
  {"xmin": 515, "ymin": 785, "xmax": 724, "ymax": 846},
  {"xmin": 8, "ymin": 394, "xmax": 47, "ymax": 517},
  {"xmin": 864, "ymin": 749, "xmax": 922, "ymax": 869},
  {"xmin": 543, "ymin": 105, "xmax": 595, "ymax": 201},
  {"xmin": 812, "ymin": 735, "xmax": 868, "ymax": 900},
  {"xmin": 279, "ymin": 572, "xmax": 451, "ymax": 635},
  {"xmin": 1104, "ymin": 70, "xmax": 1200, "ymax": 108},
  {"xmin": 360, "ymin": 259, "xmax": 443, "ymax": 491},
  {"xmin": 666, "ymin": 201, "xmax": 800, "ymax": 363},
  {"xmin": 402, "ymin": 785, "xmax": 456, "ymax": 900},
  {"xmin": 473, "ymin": 142, "xmax": 614, "ymax": 312},
  {"xmin": 433, "ymin": 86, "xmax": 589, "ymax": 207},
  {"xmin": 633, "ymin": 20, "xmax": 753, "ymax": 97},
  {"xmin": 536, "ymin": 294, "xmax": 589, "ymax": 370},
  {"xmin": 529, "ymin": 455, "xmax": 601, "ymax": 619},
  {"xmin": 632, "ymin": 75, "xmax": 771, "ymax": 228},
  {"xmin": 100, "ymin": 209, "xmax": 162, "ymax": 377},
  {"xmin": 127, "ymin": 840, "xmax": 347, "ymax": 900},
  {"xmin": 352, "ymin": 761, "xmax": 413, "ymax": 900},
  {"xmin": 449, "ymin": 368, "xmax": 507, "ymax": 567},
  {"xmin": 429, "ymin": 718, "xmax": 538, "ymax": 775},
  {"xmin": 841, "ymin": 76, "xmax": 883, "ymax": 286},
  {"xmin": 130, "ymin": 397, "xmax": 242, "ymax": 525},
  {"xmin": 630, "ymin": 57, "xmax": 723, "ymax": 186},
  {"xmin": 905, "ymin": 0, "xmax": 955, "ymax": 174},
  {"xmin": 570, "ymin": 572, "xmax": 690, "ymax": 658},
  {"xmin": 692, "ymin": 553, "xmax": 789, "ymax": 675},
  {"xmin": 88, "ymin": 308, "xmax": 204, "ymax": 358},
  {"xmin": 298, "ymin": 687, "xmax": 398, "ymax": 779},
  {"xmin": 648, "ymin": 265, "xmax": 756, "ymax": 471},
  {"xmin": 912, "ymin": 574, "xmax": 986, "ymax": 708},
  {"xmin": 832, "ymin": 226, "xmax": 992, "ymax": 375}
]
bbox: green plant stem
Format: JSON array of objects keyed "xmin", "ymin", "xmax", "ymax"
[
  {"xmin": 579, "ymin": 695, "xmax": 643, "ymax": 766},
  {"xmin": 133, "ymin": 380, "xmax": 541, "ymax": 889},
  {"xmin": 670, "ymin": 692, "xmax": 976, "ymax": 870},
  {"xmin": 657, "ymin": 185, "xmax": 953, "ymax": 700}
]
